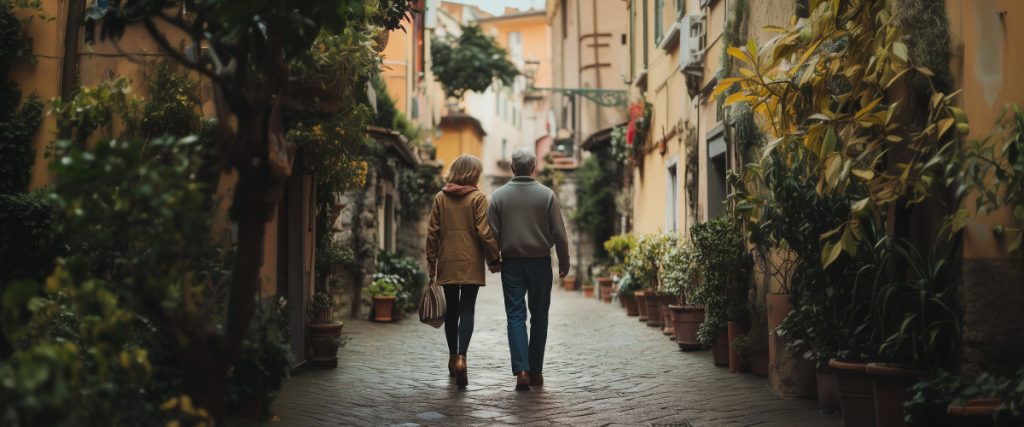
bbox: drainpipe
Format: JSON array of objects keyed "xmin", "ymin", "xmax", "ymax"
[{"xmin": 59, "ymin": 0, "xmax": 85, "ymax": 140}]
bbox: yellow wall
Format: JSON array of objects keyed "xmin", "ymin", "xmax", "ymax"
[
  {"xmin": 436, "ymin": 122, "xmax": 485, "ymax": 175},
  {"xmin": 946, "ymin": 0, "xmax": 1024, "ymax": 259},
  {"xmin": 479, "ymin": 12, "xmax": 551, "ymax": 88}
]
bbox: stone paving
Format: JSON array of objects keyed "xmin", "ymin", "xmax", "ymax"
[{"xmin": 269, "ymin": 272, "xmax": 841, "ymax": 426}]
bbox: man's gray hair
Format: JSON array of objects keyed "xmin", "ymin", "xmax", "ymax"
[{"xmin": 510, "ymin": 148, "xmax": 537, "ymax": 176}]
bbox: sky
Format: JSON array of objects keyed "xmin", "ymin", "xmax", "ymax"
[{"xmin": 447, "ymin": 0, "xmax": 547, "ymax": 15}]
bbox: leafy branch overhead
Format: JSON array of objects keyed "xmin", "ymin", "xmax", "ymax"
[{"xmin": 431, "ymin": 24, "xmax": 519, "ymax": 100}]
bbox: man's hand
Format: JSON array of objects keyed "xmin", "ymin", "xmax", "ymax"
[
  {"xmin": 559, "ymin": 269, "xmax": 569, "ymax": 278},
  {"xmin": 488, "ymin": 261, "xmax": 502, "ymax": 273}
]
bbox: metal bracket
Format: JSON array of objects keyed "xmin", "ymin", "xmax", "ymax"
[{"xmin": 526, "ymin": 86, "xmax": 629, "ymax": 107}]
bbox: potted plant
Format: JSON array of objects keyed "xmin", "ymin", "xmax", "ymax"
[
  {"xmin": 864, "ymin": 239, "xmax": 961, "ymax": 427},
  {"xmin": 626, "ymin": 234, "xmax": 668, "ymax": 328},
  {"xmin": 617, "ymin": 273, "xmax": 641, "ymax": 316},
  {"xmin": 731, "ymin": 288, "xmax": 769, "ymax": 375},
  {"xmin": 594, "ymin": 263, "xmax": 614, "ymax": 303},
  {"xmin": 690, "ymin": 217, "xmax": 749, "ymax": 367},
  {"xmin": 306, "ymin": 291, "xmax": 345, "ymax": 367},
  {"xmin": 367, "ymin": 273, "xmax": 402, "ymax": 322},
  {"xmin": 581, "ymin": 281, "xmax": 595, "ymax": 298},
  {"xmin": 904, "ymin": 368, "xmax": 1024, "ymax": 427},
  {"xmin": 661, "ymin": 239, "xmax": 705, "ymax": 351}
]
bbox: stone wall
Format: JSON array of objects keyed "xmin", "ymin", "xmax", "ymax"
[{"xmin": 332, "ymin": 172, "xmax": 380, "ymax": 319}]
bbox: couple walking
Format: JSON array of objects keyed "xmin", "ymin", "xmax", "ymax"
[{"xmin": 425, "ymin": 149, "xmax": 570, "ymax": 391}]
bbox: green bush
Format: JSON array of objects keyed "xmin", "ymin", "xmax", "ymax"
[
  {"xmin": 378, "ymin": 251, "xmax": 426, "ymax": 313},
  {"xmin": 690, "ymin": 216, "xmax": 749, "ymax": 346},
  {"xmin": 367, "ymin": 274, "xmax": 402, "ymax": 297}
]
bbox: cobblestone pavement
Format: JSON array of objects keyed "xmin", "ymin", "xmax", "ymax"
[{"xmin": 269, "ymin": 272, "xmax": 841, "ymax": 426}]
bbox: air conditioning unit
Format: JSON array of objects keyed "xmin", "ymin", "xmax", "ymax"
[{"xmin": 679, "ymin": 15, "xmax": 705, "ymax": 72}]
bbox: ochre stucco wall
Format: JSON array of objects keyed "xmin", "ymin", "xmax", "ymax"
[
  {"xmin": 436, "ymin": 123, "xmax": 484, "ymax": 175},
  {"xmin": 945, "ymin": 0, "xmax": 1024, "ymax": 377}
]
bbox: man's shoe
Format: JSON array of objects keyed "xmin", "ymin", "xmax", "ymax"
[
  {"xmin": 455, "ymin": 355, "xmax": 468, "ymax": 387},
  {"xmin": 448, "ymin": 354, "xmax": 456, "ymax": 378},
  {"xmin": 515, "ymin": 371, "xmax": 531, "ymax": 391},
  {"xmin": 529, "ymin": 373, "xmax": 543, "ymax": 387}
]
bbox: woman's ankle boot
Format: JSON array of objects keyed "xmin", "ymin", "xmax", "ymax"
[{"xmin": 454, "ymin": 355, "xmax": 468, "ymax": 387}]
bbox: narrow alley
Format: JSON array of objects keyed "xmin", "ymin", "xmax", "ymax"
[{"xmin": 270, "ymin": 274, "xmax": 838, "ymax": 426}]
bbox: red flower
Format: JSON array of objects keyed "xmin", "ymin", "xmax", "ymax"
[{"xmin": 626, "ymin": 102, "xmax": 646, "ymax": 146}]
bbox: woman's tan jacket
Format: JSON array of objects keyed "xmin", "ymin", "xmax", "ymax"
[{"xmin": 425, "ymin": 189, "xmax": 500, "ymax": 286}]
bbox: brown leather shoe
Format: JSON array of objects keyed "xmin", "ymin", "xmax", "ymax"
[
  {"xmin": 455, "ymin": 355, "xmax": 468, "ymax": 387},
  {"xmin": 448, "ymin": 354, "xmax": 456, "ymax": 377},
  {"xmin": 529, "ymin": 372, "xmax": 543, "ymax": 387},
  {"xmin": 515, "ymin": 371, "xmax": 530, "ymax": 391}
]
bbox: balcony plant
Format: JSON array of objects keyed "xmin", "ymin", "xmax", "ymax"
[{"xmin": 367, "ymin": 274, "xmax": 402, "ymax": 322}]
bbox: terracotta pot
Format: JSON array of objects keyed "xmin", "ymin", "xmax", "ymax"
[
  {"xmin": 766, "ymin": 294, "xmax": 791, "ymax": 370},
  {"xmin": 643, "ymin": 291, "xmax": 662, "ymax": 327},
  {"xmin": 671, "ymin": 305, "xmax": 704, "ymax": 351},
  {"xmin": 600, "ymin": 285, "xmax": 614, "ymax": 303},
  {"xmin": 307, "ymin": 321, "xmax": 345, "ymax": 368},
  {"xmin": 866, "ymin": 363, "xmax": 930, "ymax": 427},
  {"xmin": 830, "ymin": 359, "xmax": 876, "ymax": 427},
  {"xmin": 948, "ymin": 398, "xmax": 1001, "ymax": 427},
  {"xmin": 562, "ymin": 276, "xmax": 576, "ymax": 291},
  {"xmin": 372, "ymin": 296, "xmax": 396, "ymax": 322},
  {"xmin": 582, "ymin": 285, "xmax": 595, "ymax": 298},
  {"xmin": 750, "ymin": 352, "xmax": 770, "ymax": 376},
  {"xmin": 817, "ymin": 369, "xmax": 841, "ymax": 414},
  {"xmin": 596, "ymin": 277, "xmax": 613, "ymax": 287},
  {"xmin": 622, "ymin": 292, "xmax": 640, "ymax": 316},
  {"xmin": 712, "ymin": 330, "xmax": 729, "ymax": 367},
  {"xmin": 635, "ymin": 291, "xmax": 648, "ymax": 321},
  {"xmin": 727, "ymin": 321, "xmax": 749, "ymax": 373},
  {"xmin": 662, "ymin": 308, "xmax": 675, "ymax": 337}
]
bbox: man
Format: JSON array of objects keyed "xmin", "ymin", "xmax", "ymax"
[{"xmin": 488, "ymin": 148, "xmax": 570, "ymax": 391}]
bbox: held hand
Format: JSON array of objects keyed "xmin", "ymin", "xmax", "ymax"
[
  {"xmin": 559, "ymin": 269, "xmax": 569, "ymax": 278},
  {"xmin": 488, "ymin": 263, "xmax": 502, "ymax": 273}
]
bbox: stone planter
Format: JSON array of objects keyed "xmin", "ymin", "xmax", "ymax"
[
  {"xmin": 372, "ymin": 296, "xmax": 396, "ymax": 322},
  {"xmin": 866, "ymin": 363, "xmax": 930, "ymax": 427},
  {"xmin": 622, "ymin": 292, "xmax": 640, "ymax": 316},
  {"xmin": 307, "ymin": 321, "xmax": 345, "ymax": 367},
  {"xmin": 712, "ymin": 330, "xmax": 729, "ymax": 367},
  {"xmin": 816, "ymin": 369, "xmax": 841, "ymax": 414},
  {"xmin": 671, "ymin": 305, "xmax": 704, "ymax": 351},
  {"xmin": 635, "ymin": 291, "xmax": 648, "ymax": 321},
  {"xmin": 643, "ymin": 291, "xmax": 662, "ymax": 327},
  {"xmin": 830, "ymin": 359, "xmax": 876, "ymax": 427},
  {"xmin": 767, "ymin": 293, "xmax": 816, "ymax": 398}
]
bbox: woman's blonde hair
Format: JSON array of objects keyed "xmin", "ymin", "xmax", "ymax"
[{"xmin": 445, "ymin": 154, "xmax": 483, "ymax": 185}]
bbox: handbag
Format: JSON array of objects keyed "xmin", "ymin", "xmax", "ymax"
[{"xmin": 419, "ymin": 280, "xmax": 446, "ymax": 328}]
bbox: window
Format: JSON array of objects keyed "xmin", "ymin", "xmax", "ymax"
[
  {"xmin": 561, "ymin": 0, "xmax": 568, "ymax": 40},
  {"xmin": 655, "ymin": 0, "xmax": 664, "ymax": 44},
  {"xmin": 508, "ymin": 31, "xmax": 523, "ymax": 65},
  {"xmin": 642, "ymin": 0, "xmax": 649, "ymax": 68},
  {"xmin": 667, "ymin": 163, "xmax": 679, "ymax": 232},
  {"xmin": 629, "ymin": 0, "xmax": 635, "ymax": 79},
  {"xmin": 675, "ymin": 0, "xmax": 685, "ymax": 18}
]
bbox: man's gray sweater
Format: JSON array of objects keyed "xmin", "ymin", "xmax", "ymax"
[{"xmin": 487, "ymin": 176, "xmax": 570, "ymax": 272}]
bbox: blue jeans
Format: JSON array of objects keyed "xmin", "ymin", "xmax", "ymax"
[{"xmin": 501, "ymin": 257, "xmax": 553, "ymax": 375}]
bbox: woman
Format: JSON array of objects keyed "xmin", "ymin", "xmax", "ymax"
[{"xmin": 425, "ymin": 154, "xmax": 501, "ymax": 388}]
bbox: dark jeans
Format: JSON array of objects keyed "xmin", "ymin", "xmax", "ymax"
[
  {"xmin": 501, "ymin": 256, "xmax": 553, "ymax": 375},
  {"xmin": 443, "ymin": 285, "xmax": 480, "ymax": 355}
]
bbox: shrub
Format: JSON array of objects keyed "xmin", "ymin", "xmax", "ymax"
[
  {"xmin": 378, "ymin": 251, "xmax": 427, "ymax": 313},
  {"xmin": 690, "ymin": 216, "xmax": 749, "ymax": 346}
]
